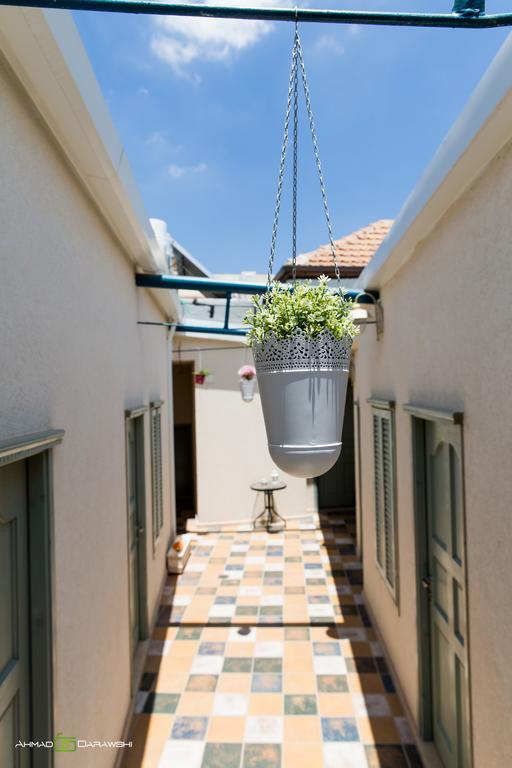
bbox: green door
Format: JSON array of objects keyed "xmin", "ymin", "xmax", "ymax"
[
  {"xmin": 425, "ymin": 421, "xmax": 470, "ymax": 768},
  {"xmin": 0, "ymin": 461, "xmax": 30, "ymax": 768},
  {"xmin": 126, "ymin": 419, "xmax": 143, "ymax": 662}
]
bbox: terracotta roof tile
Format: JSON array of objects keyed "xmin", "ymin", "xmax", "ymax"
[{"xmin": 295, "ymin": 219, "xmax": 393, "ymax": 270}]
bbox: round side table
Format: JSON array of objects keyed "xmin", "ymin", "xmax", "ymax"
[{"xmin": 250, "ymin": 481, "xmax": 287, "ymax": 533}]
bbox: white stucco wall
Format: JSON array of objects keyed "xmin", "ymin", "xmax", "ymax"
[
  {"xmin": 173, "ymin": 336, "xmax": 317, "ymax": 525},
  {"xmin": 0, "ymin": 56, "xmax": 174, "ymax": 766},
  {"xmin": 354, "ymin": 137, "xmax": 512, "ymax": 766}
]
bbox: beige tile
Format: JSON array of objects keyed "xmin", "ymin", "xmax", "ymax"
[
  {"xmin": 207, "ymin": 716, "xmax": 246, "ymax": 742},
  {"xmin": 167, "ymin": 641, "xmax": 199, "ymax": 659},
  {"xmin": 283, "ymin": 641, "xmax": 311, "ymax": 659},
  {"xmin": 202, "ymin": 627, "xmax": 230, "ymax": 642},
  {"xmin": 176, "ymin": 692, "xmax": 215, "ymax": 715},
  {"xmin": 283, "ymin": 742, "xmax": 324, "ymax": 768},
  {"xmin": 283, "ymin": 716, "xmax": 322, "ymax": 743},
  {"xmin": 283, "ymin": 673, "xmax": 317, "ymax": 694},
  {"xmin": 283, "ymin": 655, "xmax": 314, "ymax": 675},
  {"xmin": 248, "ymin": 694, "xmax": 283, "ymax": 716},
  {"xmin": 317, "ymin": 693, "xmax": 354, "ymax": 716},
  {"xmin": 225, "ymin": 642, "xmax": 255, "ymax": 657},
  {"xmin": 154, "ymin": 671, "xmax": 188, "ymax": 693},
  {"xmin": 256, "ymin": 627, "xmax": 284, "ymax": 642},
  {"xmin": 217, "ymin": 674, "xmax": 251, "ymax": 692}
]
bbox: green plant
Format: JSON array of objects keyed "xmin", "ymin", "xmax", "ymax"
[{"xmin": 244, "ymin": 276, "xmax": 358, "ymax": 345}]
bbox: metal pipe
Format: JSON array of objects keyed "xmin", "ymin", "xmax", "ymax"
[
  {"xmin": 223, "ymin": 291, "xmax": 232, "ymax": 330},
  {"xmin": 136, "ymin": 273, "xmax": 268, "ymax": 295},
  {"xmin": 1, "ymin": 0, "xmax": 511, "ymax": 27},
  {"xmin": 174, "ymin": 324, "xmax": 248, "ymax": 336},
  {"xmin": 135, "ymin": 273, "xmax": 378, "ymax": 303}
]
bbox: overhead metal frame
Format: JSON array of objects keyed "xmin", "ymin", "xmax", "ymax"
[
  {"xmin": 136, "ymin": 273, "xmax": 378, "ymax": 336},
  {"xmin": 1, "ymin": 0, "xmax": 511, "ymax": 27}
]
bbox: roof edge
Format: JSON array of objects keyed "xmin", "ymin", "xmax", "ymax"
[
  {"xmin": 359, "ymin": 31, "xmax": 512, "ymax": 291},
  {"xmin": 0, "ymin": 7, "xmax": 179, "ymax": 319}
]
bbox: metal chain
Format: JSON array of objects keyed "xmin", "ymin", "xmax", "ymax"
[
  {"xmin": 291, "ymin": 25, "xmax": 299, "ymax": 284},
  {"xmin": 267, "ymin": 26, "xmax": 343, "ymax": 294},
  {"xmin": 295, "ymin": 32, "xmax": 343, "ymax": 294},
  {"xmin": 266, "ymin": 32, "xmax": 299, "ymax": 288}
]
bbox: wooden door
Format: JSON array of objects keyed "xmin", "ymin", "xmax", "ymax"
[
  {"xmin": 425, "ymin": 421, "xmax": 470, "ymax": 768},
  {"xmin": 0, "ymin": 461, "xmax": 30, "ymax": 768}
]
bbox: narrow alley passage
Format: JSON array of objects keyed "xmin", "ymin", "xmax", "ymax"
[{"xmin": 123, "ymin": 514, "xmax": 423, "ymax": 768}]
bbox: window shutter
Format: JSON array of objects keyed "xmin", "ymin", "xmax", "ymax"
[
  {"xmin": 373, "ymin": 414, "xmax": 384, "ymax": 568},
  {"xmin": 370, "ymin": 402, "xmax": 398, "ymax": 603},
  {"xmin": 150, "ymin": 404, "xmax": 164, "ymax": 546},
  {"xmin": 381, "ymin": 417, "xmax": 395, "ymax": 589}
]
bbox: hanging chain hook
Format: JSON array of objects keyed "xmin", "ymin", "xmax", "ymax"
[
  {"xmin": 291, "ymin": 14, "xmax": 299, "ymax": 285},
  {"xmin": 267, "ymin": 25, "xmax": 344, "ymax": 296},
  {"xmin": 266, "ymin": 29, "xmax": 299, "ymax": 289}
]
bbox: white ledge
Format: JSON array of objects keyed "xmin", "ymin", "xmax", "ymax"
[{"xmin": 359, "ymin": 32, "xmax": 512, "ymax": 291}]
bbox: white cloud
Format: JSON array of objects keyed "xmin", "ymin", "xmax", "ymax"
[
  {"xmin": 314, "ymin": 33, "xmax": 345, "ymax": 56},
  {"xmin": 145, "ymin": 130, "xmax": 168, "ymax": 147},
  {"xmin": 150, "ymin": 0, "xmax": 283, "ymax": 74},
  {"xmin": 168, "ymin": 162, "xmax": 207, "ymax": 179}
]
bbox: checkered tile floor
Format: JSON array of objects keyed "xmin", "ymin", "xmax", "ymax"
[{"xmin": 122, "ymin": 514, "xmax": 423, "ymax": 768}]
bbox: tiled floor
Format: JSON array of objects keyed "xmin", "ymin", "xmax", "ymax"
[{"xmin": 122, "ymin": 513, "xmax": 423, "ymax": 768}]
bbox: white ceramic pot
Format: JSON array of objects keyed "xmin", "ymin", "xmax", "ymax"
[
  {"xmin": 239, "ymin": 378, "xmax": 255, "ymax": 402},
  {"xmin": 252, "ymin": 330, "xmax": 352, "ymax": 478}
]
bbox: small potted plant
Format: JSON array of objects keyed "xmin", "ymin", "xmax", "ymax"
[
  {"xmin": 238, "ymin": 364, "xmax": 256, "ymax": 402},
  {"xmin": 194, "ymin": 369, "xmax": 211, "ymax": 385},
  {"xmin": 244, "ymin": 276, "xmax": 358, "ymax": 478}
]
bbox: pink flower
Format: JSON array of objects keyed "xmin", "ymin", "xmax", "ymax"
[{"xmin": 238, "ymin": 364, "xmax": 256, "ymax": 380}]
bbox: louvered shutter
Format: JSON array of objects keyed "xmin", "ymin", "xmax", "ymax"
[
  {"xmin": 381, "ymin": 416, "xmax": 395, "ymax": 589},
  {"xmin": 373, "ymin": 413, "xmax": 384, "ymax": 568},
  {"xmin": 371, "ymin": 404, "xmax": 398, "ymax": 602},
  {"xmin": 150, "ymin": 404, "xmax": 163, "ymax": 546}
]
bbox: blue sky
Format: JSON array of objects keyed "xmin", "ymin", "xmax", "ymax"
[{"xmin": 74, "ymin": 1, "xmax": 508, "ymax": 274}]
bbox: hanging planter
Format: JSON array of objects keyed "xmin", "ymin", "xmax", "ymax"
[
  {"xmin": 243, "ymin": 26, "xmax": 358, "ymax": 479},
  {"xmin": 238, "ymin": 365, "xmax": 256, "ymax": 402},
  {"xmin": 246, "ymin": 280, "xmax": 357, "ymax": 477},
  {"xmin": 194, "ymin": 369, "xmax": 211, "ymax": 385}
]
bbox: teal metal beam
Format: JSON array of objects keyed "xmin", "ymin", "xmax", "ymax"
[
  {"xmin": 2, "ymin": 0, "xmax": 512, "ymax": 27},
  {"xmin": 174, "ymin": 324, "xmax": 248, "ymax": 336},
  {"xmin": 135, "ymin": 272, "xmax": 378, "ymax": 303},
  {"xmin": 136, "ymin": 273, "xmax": 268, "ymax": 295}
]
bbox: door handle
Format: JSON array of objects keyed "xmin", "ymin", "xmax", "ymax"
[
  {"xmin": 421, "ymin": 576, "xmax": 432, "ymax": 593},
  {"xmin": 138, "ymin": 526, "xmax": 144, "ymax": 536}
]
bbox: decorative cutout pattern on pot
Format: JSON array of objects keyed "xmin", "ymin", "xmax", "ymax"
[
  {"xmin": 253, "ymin": 329, "xmax": 352, "ymax": 372},
  {"xmin": 253, "ymin": 330, "xmax": 352, "ymax": 478}
]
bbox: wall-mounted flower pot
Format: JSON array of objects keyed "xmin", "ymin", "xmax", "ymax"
[
  {"xmin": 194, "ymin": 370, "xmax": 210, "ymax": 385},
  {"xmin": 253, "ymin": 330, "xmax": 352, "ymax": 478}
]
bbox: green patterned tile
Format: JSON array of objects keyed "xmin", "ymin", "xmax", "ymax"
[
  {"xmin": 243, "ymin": 743, "xmax": 281, "ymax": 768},
  {"xmin": 202, "ymin": 742, "xmax": 242, "ymax": 768},
  {"xmin": 284, "ymin": 694, "xmax": 318, "ymax": 715}
]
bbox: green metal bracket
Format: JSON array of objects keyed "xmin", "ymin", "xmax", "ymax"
[{"xmin": 1, "ymin": 0, "xmax": 511, "ymax": 27}]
